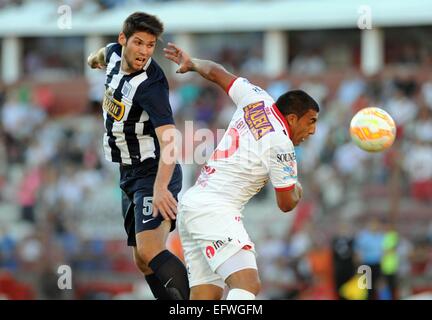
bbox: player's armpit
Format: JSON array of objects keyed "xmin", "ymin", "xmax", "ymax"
[{"xmin": 274, "ymin": 182, "xmax": 302, "ymax": 213}]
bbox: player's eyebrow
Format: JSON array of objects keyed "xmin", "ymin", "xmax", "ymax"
[{"xmin": 133, "ymin": 36, "xmax": 155, "ymax": 44}]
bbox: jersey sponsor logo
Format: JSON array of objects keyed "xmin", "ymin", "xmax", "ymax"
[
  {"xmin": 243, "ymin": 101, "xmax": 274, "ymax": 141},
  {"xmin": 283, "ymin": 164, "xmax": 297, "ymax": 179},
  {"xmin": 103, "ymin": 88, "xmax": 125, "ymax": 121},
  {"xmin": 205, "ymin": 246, "xmax": 216, "ymax": 259},
  {"xmin": 205, "ymin": 237, "xmax": 233, "ymax": 259},
  {"xmin": 277, "ymin": 152, "xmax": 296, "ymax": 163}
]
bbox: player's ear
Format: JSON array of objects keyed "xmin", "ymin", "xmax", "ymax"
[
  {"xmin": 118, "ymin": 32, "xmax": 127, "ymax": 46},
  {"xmin": 286, "ymin": 114, "xmax": 298, "ymax": 127}
]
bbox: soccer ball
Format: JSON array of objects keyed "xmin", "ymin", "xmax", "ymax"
[{"xmin": 350, "ymin": 107, "xmax": 396, "ymax": 152}]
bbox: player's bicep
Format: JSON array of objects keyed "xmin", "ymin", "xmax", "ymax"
[{"xmin": 210, "ymin": 65, "xmax": 237, "ymax": 94}]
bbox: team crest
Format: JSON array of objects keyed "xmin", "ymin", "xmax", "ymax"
[{"xmin": 121, "ymin": 81, "xmax": 132, "ymax": 98}]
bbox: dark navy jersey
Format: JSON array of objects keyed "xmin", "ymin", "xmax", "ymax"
[{"xmin": 102, "ymin": 43, "xmax": 174, "ymax": 165}]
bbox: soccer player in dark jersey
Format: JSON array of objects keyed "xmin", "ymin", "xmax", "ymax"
[{"xmin": 87, "ymin": 12, "xmax": 189, "ymax": 300}]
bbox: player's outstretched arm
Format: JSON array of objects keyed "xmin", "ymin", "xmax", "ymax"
[
  {"xmin": 87, "ymin": 47, "xmax": 107, "ymax": 69},
  {"xmin": 164, "ymin": 42, "xmax": 236, "ymax": 92}
]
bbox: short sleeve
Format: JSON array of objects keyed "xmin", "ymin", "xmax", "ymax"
[
  {"xmin": 228, "ymin": 77, "xmax": 270, "ymax": 106},
  {"xmin": 260, "ymin": 137, "xmax": 298, "ymax": 191},
  {"xmin": 137, "ymin": 81, "xmax": 174, "ymax": 128},
  {"xmin": 105, "ymin": 43, "xmax": 120, "ymax": 65}
]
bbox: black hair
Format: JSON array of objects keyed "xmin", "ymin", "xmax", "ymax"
[
  {"xmin": 122, "ymin": 12, "xmax": 164, "ymax": 40},
  {"xmin": 275, "ymin": 90, "xmax": 319, "ymax": 118}
]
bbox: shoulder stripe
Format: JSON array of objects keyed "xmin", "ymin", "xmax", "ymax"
[
  {"xmin": 275, "ymin": 184, "xmax": 295, "ymax": 192},
  {"xmin": 106, "ymin": 59, "xmax": 121, "ymax": 87},
  {"xmin": 105, "ymin": 43, "xmax": 119, "ymax": 65}
]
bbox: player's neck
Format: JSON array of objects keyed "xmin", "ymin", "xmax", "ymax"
[{"xmin": 120, "ymin": 57, "xmax": 133, "ymax": 74}]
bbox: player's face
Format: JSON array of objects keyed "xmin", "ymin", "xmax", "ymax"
[
  {"xmin": 119, "ymin": 31, "xmax": 156, "ymax": 72},
  {"xmin": 287, "ymin": 109, "xmax": 318, "ymax": 146}
]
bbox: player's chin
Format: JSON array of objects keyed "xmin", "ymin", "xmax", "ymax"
[
  {"xmin": 132, "ymin": 59, "xmax": 145, "ymax": 71},
  {"xmin": 294, "ymin": 137, "xmax": 306, "ymax": 146},
  {"xmin": 132, "ymin": 64, "xmax": 143, "ymax": 71}
]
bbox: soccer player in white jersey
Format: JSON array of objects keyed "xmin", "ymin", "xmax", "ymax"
[{"xmin": 164, "ymin": 43, "xmax": 319, "ymax": 300}]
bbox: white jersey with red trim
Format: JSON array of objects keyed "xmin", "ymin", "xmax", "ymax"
[{"xmin": 181, "ymin": 77, "xmax": 298, "ymax": 211}]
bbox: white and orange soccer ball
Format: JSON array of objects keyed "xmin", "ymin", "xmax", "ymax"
[{"xmin": 350, "ymin": 107, "xmax": 396, "ymax": 152}]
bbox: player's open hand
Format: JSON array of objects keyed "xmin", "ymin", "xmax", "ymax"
[
  {"xmin": 163, "ymin": 42, "xmax": 193, "ymax": 74},
  {"xmin": 152, "ymin": 186, "xmax": 178, "ymax": 220}
]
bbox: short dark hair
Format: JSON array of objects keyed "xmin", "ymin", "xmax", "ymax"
[
  {"xmin": 275, "ymin": 90, "xmax": 319, "ymax": 118},
  {"xmin": 122, "ymin": 12, "xmax": 164, "ymax": 39}
]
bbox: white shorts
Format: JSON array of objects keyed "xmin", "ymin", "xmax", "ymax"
[{"xmin": 177, "ymin": 203, "xmax": 256, "ymax": 288}]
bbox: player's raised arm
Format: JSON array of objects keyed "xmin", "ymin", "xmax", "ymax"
[
  {"xmin": 164, "ymin": 42, "xmax": 236, "ymax": 92},
  {"xmin": 87, "ymin": 47, "xmax": 107, "ymax": 69}
]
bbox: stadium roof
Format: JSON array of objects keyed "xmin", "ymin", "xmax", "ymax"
[{"xmin": 0, "ymin": 0, "xmax": 431, "ymax": 36}]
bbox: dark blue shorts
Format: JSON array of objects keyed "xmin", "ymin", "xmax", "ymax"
[{"xmin": 119, "ymin": 159, "xmax": 182, "ymax": 246}]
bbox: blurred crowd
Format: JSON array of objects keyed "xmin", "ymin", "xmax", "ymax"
[
  {"xmin": 1, "ymin": 40, "xmax": 432, "ymax": 299},
  {"xmin": 0, "ymin": 0, "xmax": 259, "ymax": 12}
]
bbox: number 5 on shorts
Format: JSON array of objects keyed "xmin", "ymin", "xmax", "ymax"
[{"xmin": 143, "ymin": 197, "xmax": 153, "ymax": 216}]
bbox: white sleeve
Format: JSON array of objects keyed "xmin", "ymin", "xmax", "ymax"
[
  {"xmin": 228, "ymin": 77, "xmax": 270, "ymax": 107},
  {"xmin": 260, "ymin": 137, "xmax": 298, "ymax": 191}
]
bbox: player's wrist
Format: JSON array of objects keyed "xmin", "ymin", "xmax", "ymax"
[
  {"xmin": 190, "ymin": 59, "xmax": 200, "ymax": 72},
  {"xmin": 154, "ymin": 181, "xmax": 169, "ymax": 191}
]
